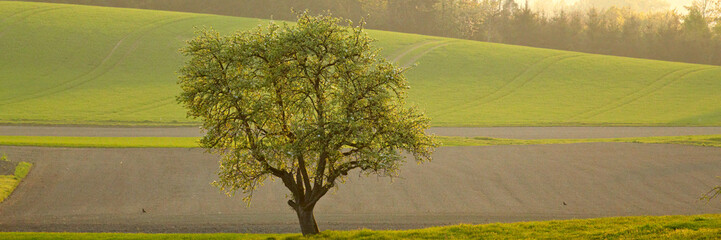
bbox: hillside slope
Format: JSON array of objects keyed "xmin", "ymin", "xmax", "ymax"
[{"xmin": 1, "ymin": 1, "xmax": 720, "ymax": 126}]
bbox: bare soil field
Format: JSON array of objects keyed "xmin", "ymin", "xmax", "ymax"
[
  {"xmin": 1, "ymin": 143, "xmax": 720, "ymax": 233},
  {"xmin": 4, "ymin": 125, "xmax": 721, "ymax": 138}
]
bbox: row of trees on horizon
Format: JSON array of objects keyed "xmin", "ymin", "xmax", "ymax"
[{"xmin": 18, "ymin": 0, "xmax": 721, "ymax": 65}]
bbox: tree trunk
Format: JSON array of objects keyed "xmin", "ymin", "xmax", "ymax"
[{"xmin": 295, "ymin": 207, "xmax": 320, "ymax": 235}]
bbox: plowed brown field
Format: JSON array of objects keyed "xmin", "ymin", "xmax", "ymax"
[{"xmin": 1, "ymin": 142, "xmax": 720, "ymax": 233}]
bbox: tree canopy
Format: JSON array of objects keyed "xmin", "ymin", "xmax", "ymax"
[{"xmin": 177, "ymin": 13, "xmax": 437, "ymax": 235}]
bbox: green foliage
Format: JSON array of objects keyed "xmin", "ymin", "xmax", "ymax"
[
  {"xmin": 178, "ymin": 12, "xmax": 436, "ymax": 234},
  {"xmin": 2, "ymin": 2, "xmax": 721, "ymax": 127},
  {"xmin": 684, "ymin": 7, "xmax": 712, "ymax": 38}
]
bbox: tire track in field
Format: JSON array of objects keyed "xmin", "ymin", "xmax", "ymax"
[
  {"xmin": 104, "ymin": 97, "xmax": 176, "ymax": 118},
  {"xmin": 398, "ymin": 41, "xmax": 454, "ymax": 68},
  {"xmin": 567, "ymin": 67, "xmax": 690, "ymax": 121},
  {"xmin": 568, "ymin": 66, "xmax": 717, "ymax": 121},
  {"xmin": 0, "ymin": 15, "xmax": 203, "ymax": 105},
  {"xmin": 0, "ymin": 17, "xmax": 152, "ymax": 103},
  {"xmin": 389, "ymin": 40, "xmax": 443, "ymax": 64},
  {"xmin": 432, "ymin": 54, "xmax": 582, "ymax": 118},
  {"xmin": 0, "ymin": 6, "xmax": 68, "ymax": 38},
  {"xmin": 0, "ymin": 6, "xmax": 43, "ymax": 25},
  {"xmin": 482, "ymin": 54, "xmax": 584, "ymax": 104}
]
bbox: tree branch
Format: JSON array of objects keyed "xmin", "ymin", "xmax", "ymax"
[{"xmin": 297, "ymin": 155, "xmax": 313, "ymax": 198}]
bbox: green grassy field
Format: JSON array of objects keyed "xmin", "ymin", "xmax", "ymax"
[
  {"xmin": 2, "ymin": 1, "xmax": 721, "ymax": 127},
  {"xmin": 1, "ymin": 135, "xmax": 721, "ymax": 148},
  {"xmin": 0, "ymin": 214, "xmax": 719, "ymax": 239}
]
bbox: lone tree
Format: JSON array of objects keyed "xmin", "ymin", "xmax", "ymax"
[{"xmin": 178, "ymin": 13, "xmax": 437, "ymax": 235}]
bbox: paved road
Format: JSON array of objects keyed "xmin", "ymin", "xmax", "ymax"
[
  {"xmin": 1, "ymin": 144, "xmax": 720, "ymax": 233},
  {"xmin": 426, "ymin": 127, "xmax": 721, "ymax": 139},
  {"xmin": 3, "ymin": 125, "xmax": 721, "ymax": 139}
]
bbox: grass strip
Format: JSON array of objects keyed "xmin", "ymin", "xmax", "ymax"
[
  {"xmin": 0, "ymin": 214, "xmax": 720, "ymax": 239},
  {"xmin": 0, "ymin": 135, "xmax": 720, "ymax": 148},
  {"xmin": 14, "ymin": 162, "xmax": 32, "ymax": 179},
  {"xmin": 0, "ymin": 161, "xmax": 33, "ymax": 203},
  {"xmin": 0, "ymin": 136, "xmax": 200, "ymax": 148},
  {"xmin": 0, "ymin": 175, "xmax": 18, "ymax": 202}
]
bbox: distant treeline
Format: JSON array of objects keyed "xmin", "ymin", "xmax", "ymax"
[{"xmin": 16, "ymin": 0, "xmax": 721, "ymax": 65}]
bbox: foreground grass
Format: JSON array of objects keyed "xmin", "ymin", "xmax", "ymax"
[
  {"xmin": 2, "ymin": 2, "xmax": 721, "ymax": 126},
  {"xmin": 1, "ymin": 214, "xmax": 720, "ymax": 239},
  {"xmin": 0, "ymin": 161, "xmax": 32, "ymax": 202},
  {"xmin": 1, "ymin": 135, "xmax": 721, "ymax": 149}
]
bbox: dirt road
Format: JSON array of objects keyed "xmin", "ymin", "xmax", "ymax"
[
  {"xmin": 426, "ymin": 127, "xmax": 721, "ymax": 139},
  {"xmin": 1, "ymin": 143, "xmax": 720, "ymax": 233},
  {"xmin": 3, "ymin": 125, "xmax": 721, "ymax": 139}
]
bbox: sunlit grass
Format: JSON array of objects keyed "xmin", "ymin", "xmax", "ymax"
[
  {"xmin": 0, "ymin": 136, "xmax": 199, "ymax": 148},
  {"xmin": 0, "ymin": 161, "xmax": 32, "ymax": 203},
  {"xmin": 1, "ymin": 2, "xmax": 721, "ymax": 126},
  {"xmin": 0, "ymin": 175, "xmax": 18, "ymax": 202},
  {"xmin": 14, "ymin": 161, "xmax": 31, "ymax": 179},
  {"xmin": 0, "ymin": 214, "xmax": 720, "ymax": 239}
]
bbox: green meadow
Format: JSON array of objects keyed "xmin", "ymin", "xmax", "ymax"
[
  {"xmin": 1, "ymin": 214, "xmax": 720, "ymax": 239},
  {"xmin": 2, "ymin": 1, "xmax": 721, "ymax": 126}
]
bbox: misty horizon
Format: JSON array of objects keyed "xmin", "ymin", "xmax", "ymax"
[{"xmin": 523, "ymin": 0, "xmax": 694, "ymax": 12}]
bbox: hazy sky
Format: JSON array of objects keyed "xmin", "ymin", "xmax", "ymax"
[
  {"xmin": 665, "ymin": 0, "xmax": 695, "ymax": 8},
  {"xmin": 542, "ymin": 0, "xmax": 692, "ymax": 6},
  {"xmin": 523, "ymin": 0, "xmax": 694, "ymax": 12}
]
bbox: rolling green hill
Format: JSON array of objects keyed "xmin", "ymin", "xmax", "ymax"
[{"xmin": 1, "ymin": 1, "xmax": 720, "ymax": 126}]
